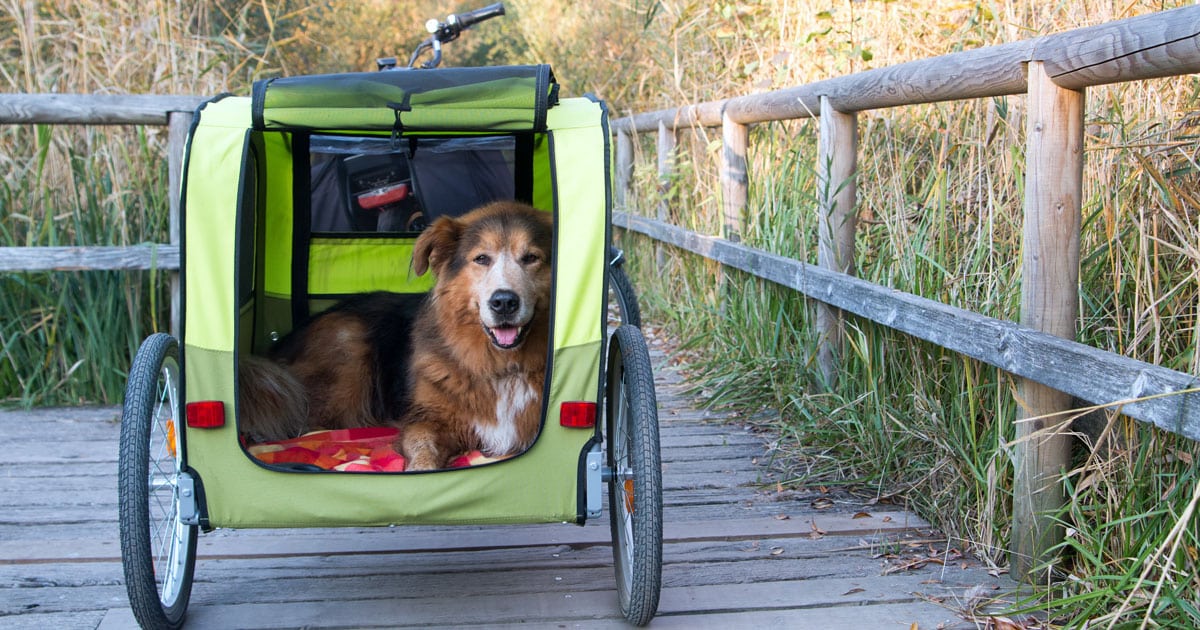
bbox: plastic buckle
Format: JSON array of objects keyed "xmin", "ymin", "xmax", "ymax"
[
  {"xmin": 177, "ymin": 471, "xmax": 199, "ymax": 526},
  {"xmin": 586, "ymin": 447, "xmax": 604, "ymax": 519}
]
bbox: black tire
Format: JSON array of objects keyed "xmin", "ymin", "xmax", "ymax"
[
  {"xmin": 119, "ymin": 333, "xmax": 196, "ymax": 630},
  {"xmin": 605, "ymin": 324, "xmax": 662, "ymax": 626},
  {"xmin": 608, "ymin": 246, "xmax": 642, "ymax": 329}
]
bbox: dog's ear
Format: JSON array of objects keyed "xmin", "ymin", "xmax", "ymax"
[{"xmin": 412, "ymin": 216, "xmax": 462, "ymax": 276}]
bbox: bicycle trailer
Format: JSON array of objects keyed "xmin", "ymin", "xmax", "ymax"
[{"xmin": 118, "ymin": 64, "xmax": 662, "ymax": 628}]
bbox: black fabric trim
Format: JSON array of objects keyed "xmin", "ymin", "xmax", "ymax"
[
  {"xmin": 291, "ymin": 133, "xmax": 312, "ymax": 327},
  {"xmin": 588, "ymin": 93, "xmax": 613, "ymax": 444},
  {"xmin": 233, "ymin": 130, "xmax": 255, "ymax": 313},
  {"xmin": 307, "ymin": 231, "xmax": 423, "ymax": 240},
  {"xmin": 250, "ymin": 135, "xmax": 268, "ymax": 352},
  {"xmin": 534, "ymin": 65, "xmax": 555, "ymax": 132},
  {"xmin": 251, "ymin": 79, "xmax": 272, "ymax": 130},
  {"xmin": 514, "ymin": 133, "xmax": 535, "ymax": 204},
  {"xmin": 186, "ymin": 465, "xmax": 212, "ymax": 531}
]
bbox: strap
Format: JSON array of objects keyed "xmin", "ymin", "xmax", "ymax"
[{"xmin": 291, "ymin": 133, "xmax": 312, "ymax": 327}]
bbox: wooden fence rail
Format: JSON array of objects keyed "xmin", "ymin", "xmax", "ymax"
[
  {"xmin": 0, "ymin": 94, "xmax": 202, "ymax": 334},
  {"xmin": 611, "ymin": 5, "xmax": 1200, "ymax": 581}
]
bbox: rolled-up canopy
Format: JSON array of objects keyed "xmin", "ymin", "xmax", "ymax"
[{"xmin": 251, "ymin": 65, "xmax": 558, "ymax": 133}]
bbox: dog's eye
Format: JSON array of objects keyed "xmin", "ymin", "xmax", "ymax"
[
  {"xmin": 473, "ymin": 254, "xmax": 492, "ymax": 266},
  {"xmin": 520, "ymin": 253, "xmax": 541, "ymax": 265}
]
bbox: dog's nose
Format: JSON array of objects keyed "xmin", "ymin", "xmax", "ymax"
[{"xmin": 488, "ymin": 290, "xmax": 521, "ymax": 316}]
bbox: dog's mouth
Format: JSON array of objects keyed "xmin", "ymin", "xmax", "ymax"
[{"xmin": 485, "ymin": 324, "xmax": 529, "ymax": 350}]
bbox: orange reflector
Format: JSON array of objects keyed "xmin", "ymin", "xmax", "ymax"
[
  {"xmin": 559, "ymin": 401, "xmax": 596, "ymax": 428},
  {"xmin": 624, "ymin": 479, "xmax": 635, "ymax": 513},
  {"xmin": 165, "ymin": 420, "xmax": 177, "ymax": 458},
  {"xmin": 186, "ymin": 401, "xmax": 225, "ymax": 428}
]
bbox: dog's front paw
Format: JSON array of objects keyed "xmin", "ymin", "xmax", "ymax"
[{"xmin": 406, "ymin": 452, "xmax": 441, "ymax": 471}]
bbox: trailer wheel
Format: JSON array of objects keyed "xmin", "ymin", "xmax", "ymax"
[
  {"xmin": 605, "ymin": 324, "xmax": 662, "ymax": 626},
  {"xmin": 119, "ymin": 333, "xmax": 196, "ymax": 630},
  {"xmin": 608, "ymin": 246, "xmax": 642, "ymax": 328}
]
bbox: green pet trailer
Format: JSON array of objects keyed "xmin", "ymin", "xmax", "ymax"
[{"xmin": 117, "ymin": 65, "xmax": 662, "ymax": 628}]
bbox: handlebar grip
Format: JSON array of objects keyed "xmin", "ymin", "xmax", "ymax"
[{"xmin": 451, "ymin": 2, "xmax": 505, "ymax": 30}]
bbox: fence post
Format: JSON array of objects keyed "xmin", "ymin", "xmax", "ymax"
[
  {"xmin": 166, "ymin": 111, "xmax": 192, "ymax": 340},
  {"xmin": 1011, "ymin": 61, "xmax": 1084, "ymax": 581},
  {"xmin": 720, "ymin": 112, "xmax": 748, "ymax": 243},
  {"xmin": 615, "ymin": 129, "xmax": 634, "ymax": 213},
  {"xmin": 816, "ymin": 96, "xmax": 858, "ymax": 388},
  {"xmin": 656, "ymin": 121, "xmax": 677, "ymax": 271}
]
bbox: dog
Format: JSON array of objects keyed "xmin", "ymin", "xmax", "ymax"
[{"xmin": 239, "ymin": 200, "xmax": 553, "ymax": 471}]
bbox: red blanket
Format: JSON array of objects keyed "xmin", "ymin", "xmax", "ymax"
[{"xmin": 246, "ymin": 427, "xmax": 507, "ymax": 472}]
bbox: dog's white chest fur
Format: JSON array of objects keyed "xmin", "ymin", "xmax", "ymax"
[{"xmin": 475, "ymin": 375, "xmax": 537, "ymax": 455}]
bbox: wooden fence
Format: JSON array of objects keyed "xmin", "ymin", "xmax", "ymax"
[
  {"xmin": 0, "ymin": 94, "xmax": 203, "ymax": 334},
  {"xmin": 1, "ymin": 6, "xmax": 1197, "ymax": 581},
  {"xmin": 611, "ymin": 5, "xmax": 1200, "ymax": 580}
]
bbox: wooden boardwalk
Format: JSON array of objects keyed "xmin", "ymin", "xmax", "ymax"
[{"xmin": 0, "ymin": 332, "xmax": 1013, "ymax": 629}]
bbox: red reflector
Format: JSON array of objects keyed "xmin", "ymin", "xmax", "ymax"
[
  {"xmin": 356, "ymin": 182, "xmax": 409, "ymax": 209},
  {"xmin": 560, "ymin": 401, "xmax": 596, "ymax": 428},
  {"xmin": 186, "ymin": 401, "xmax": 226, "ymax": 428}
]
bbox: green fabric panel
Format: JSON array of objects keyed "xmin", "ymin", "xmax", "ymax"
[
  {"xmin": 547, "ymin": 99, "xmax": 609, "ymax": 352},
  {"xmin": 193, "ymin": 96, "xmax": 253, "ymax": 127},
  {"xmin": 260, "ymin": 132, "xmax": 294, "ymax": 298},
  {"xmin": 532, "ymin": 133, "xmax": 554, "ymax": 212},
  {"xmin": 184, "ymin": 100, "xmax": 250, "ymax": 352},
  {"xmin": 256, "ymin": 66, "xmax": 554, "ymax": 132},
  {"xmin": 185, "ymin": 342, "xmax": 598, "ymax": 528},
  {"xmin": 308, "ymin": 238, "xmax": 435, "ymax": 295}
]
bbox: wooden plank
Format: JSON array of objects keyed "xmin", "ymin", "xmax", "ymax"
[
  {"xmin": 0, "ymin": 514, "xmax": 930, "ymax": 564},
  {"xmin": 480, "ymin": 604, "xmax": 979, "ymax": 630},
  {"xmin": 1, "ymin": 611, "xmax": 106, "ymax": 630},
  {"xmin": 99, "ymin": 575, "xmax": 985, "ymax": 629},
  {"xmin": 815, "ymin": 96, "xmax": 858, "ymax": 387},
  {"xmin": 0, "ymin": 530, "xmax": 937, "ymax": 588},
  {"xmin": 1011, "ymin": 62, "xmax": 1084, "ymax": 581},
  {"xmin": 12, "ymin": 547, "xmax": 972, "ymax": 616},
  {"xmin": 614, "ymin": 212, "xmax": 1200, "ymax": 441},
  {"xmin": 0, "ymin": 245, "xmax": 178, "ymax": 272},
  {"xmin": 0, "ymin": 93, "xmax": 205, "ymax": 125}
]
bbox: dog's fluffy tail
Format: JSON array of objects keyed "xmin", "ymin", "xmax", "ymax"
[{"xmin": 237, "ymin": 355, "xmax": 308, "ymax": 443}]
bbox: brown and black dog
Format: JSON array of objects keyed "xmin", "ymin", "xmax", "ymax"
[{"xmin": 239, "ymin": 200, "xmax": 553, "ymax": 470}]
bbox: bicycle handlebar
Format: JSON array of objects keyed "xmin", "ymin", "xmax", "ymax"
[
  {"xmin": 385, "ymin": 2, "xmax": 505, "ymax": 70},
  {"xmin": 444, "ymin": 2, "xmax": 505, "ymax": 33}
]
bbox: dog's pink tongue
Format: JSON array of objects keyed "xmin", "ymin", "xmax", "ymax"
[{"xmin": 493, "ymin": 326, "xmax": 520, "ymax": 347}]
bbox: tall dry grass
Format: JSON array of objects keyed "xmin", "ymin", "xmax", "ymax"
[{"xmin": 606, "ymin": 1, "xmax": 1199, "ymax": 625}]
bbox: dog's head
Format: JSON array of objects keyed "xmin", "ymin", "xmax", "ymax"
[{"xmin": 412, "ymin": 201, "xmax": 553, "ymax": 350}]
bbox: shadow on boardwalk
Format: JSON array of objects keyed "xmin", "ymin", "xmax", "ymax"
[{"xmin": 0, "ymin": 329, "xmax": 1014, "ymax": 629}]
